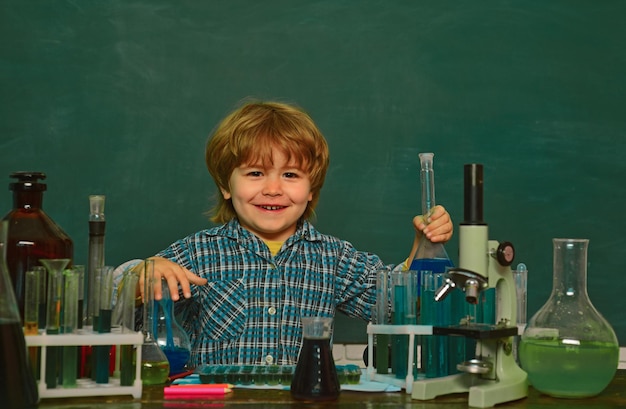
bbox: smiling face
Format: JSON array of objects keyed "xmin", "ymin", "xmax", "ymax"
[{"xmin": 221, "ymin": 147, "xmax": 313, "ymax": 242}]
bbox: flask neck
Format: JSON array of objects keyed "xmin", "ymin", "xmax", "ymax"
[
  {"xmin": 13, "ymin": 190, "xmax": 44, "ymax": 210},
  {"xmin": 551, "ymin": 238, "xmax": 589, "ymax": 299}
]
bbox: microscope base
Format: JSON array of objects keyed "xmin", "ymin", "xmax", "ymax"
[{"xmin": 411, "ymin": 370, "xmax": 527, "ymax": 408}]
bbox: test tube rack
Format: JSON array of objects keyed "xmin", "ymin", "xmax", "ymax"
[
  {"xmin": 365, "ymin": 323, "xmax": 433, "ymax": 394},
  {"xmin": 25, "ymin": 328, "xmax": 143, "ymax": 399}
]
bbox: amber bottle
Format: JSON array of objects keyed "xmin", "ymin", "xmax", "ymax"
[{"xmin": 1, "ymin": 171, "xmax": 73, "ymax": 322}]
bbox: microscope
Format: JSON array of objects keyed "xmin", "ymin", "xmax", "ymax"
[{"xmin": 411, "ymin": 164, "xmax": 527, "ymax": 408}]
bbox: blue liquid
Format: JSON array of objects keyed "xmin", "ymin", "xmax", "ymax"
[
  {"xmin": 410, "ymin": 258, "xmax": 454, "ymax": 295},
  {"xmin": 163, "ymin": 346, "xmax": 191, "ymax": 375},
  {"xmin": 412, "ymin": 258, "xmax": 453, "ymax": 378}
]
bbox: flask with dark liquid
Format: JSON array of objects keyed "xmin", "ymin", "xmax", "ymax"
[
  {"xmin": 2, "ymin": 172, "xmax": 73, "ymax": 322},
  {"xmin": 154, "ymin": 279, "xmax": 191, "ymax": 376},
  {"xmin": 0, "ymin": 220, "xmax": 39, "ymax": 408},
  {"xmin": 291, "ymin": 317, "xmax": 340, "ymax": 401}
]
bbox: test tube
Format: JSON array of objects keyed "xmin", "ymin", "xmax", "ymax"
[
  {"xmin": 375, "ymin": 268, "xmax": 389, "ymax": 374},
  {"xmin": 62, "ymin": 268, "xmax": 79, "ymax": 387},
  {"xmin": 72, "ymin": 265, "xmax": 85, "ymax": 330},
  {"xmin": 390, "ymin": 270, "xmax": 417, "ymax": 379},
  {"xmin": 45, "ymin": 264, "xmax": 64, "ymax": 389},
  {"xmin": 37, "ymin": 266, "xmax": 47, "ymax": 329},
  {"xmin": 513, "ymin": 263, "xmax": 528, "ymax": 363},
  {"xmin": 118, "ymin": 268, "xmax": 140, "ymax": 386},
  {"xmin": 514, "ymin": 263, "xmax": 527, "ymax": 326},
  {"xmin": 95, "ymin": 266, "xmax": 114, "ymax": 384},
  {"xmin": 25, "ymin": 267, "xmax": 43, "ymax": 379},
  {"xmin": 24, "ymin": 268, "xmax": 41, "ymax": 335}
]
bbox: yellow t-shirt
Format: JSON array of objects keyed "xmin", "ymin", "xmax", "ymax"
[{"xmin": 264, "ymin": 240, "xmax": 283, "ymax": 256}]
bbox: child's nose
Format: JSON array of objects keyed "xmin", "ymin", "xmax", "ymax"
[{"xmin": 262, "ymin": 177, "xmax": 282, "ymax": 196}]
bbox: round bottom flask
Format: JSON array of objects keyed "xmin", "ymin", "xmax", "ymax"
[{"xmin": 519, "ymin": 238, "xmax": 618, "ymax": 398}]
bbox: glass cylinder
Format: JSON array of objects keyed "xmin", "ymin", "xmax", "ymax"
[
  {"xmin": 519, "ymin": 238, "xmax": 619, "ymax": 398},
  {"xmin": 291, "ymin": 317, "xmax": 340, "ymax": 401}
]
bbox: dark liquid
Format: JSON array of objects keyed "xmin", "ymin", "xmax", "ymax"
[
  {"xmin": 291, "ymin": 338, "xmax": 340, "ymax": 401},
  {"xmin": 163, "ymin": 346, "xmax": 191, "ymax": 375},
  {"xmin": 0, "ymin": 321, "xmax": 39, "ymax": 408}
]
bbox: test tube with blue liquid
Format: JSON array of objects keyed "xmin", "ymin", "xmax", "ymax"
[
  {"xmin": 95, "ymin": 266, "xmax": 114, "ymax": 384},
  {"xmin": 391, "ymin": 270, "xmax": 417, "ymax": 379}
]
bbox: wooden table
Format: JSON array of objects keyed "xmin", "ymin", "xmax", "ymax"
[{"xmin": 38, "ymin": 369, "xmax": 626, "ymax": 408}]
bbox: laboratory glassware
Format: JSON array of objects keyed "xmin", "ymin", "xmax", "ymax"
[
  {"xmin": 374, "ymin": 268, "xmax": 390, "ymax": 374},
  {"xmin": 112, "ymin": 267, "xmax": 140, "ymax": 386},
  {"xmin": 291, "ymin": 317, "xmax": 340, "ymax": 401},
  {"xmin": 86, "ymin": 195, "xmax": 105, "ymax": 327},
  {"xmin": 519, "ymin": 239, "xmax": 619, "ymax": 398},
  {"xmin": 0, "ymin": 220, "xmax": 39, "ymax": 408},
  {"xmin": 409, "ymin": 153, "xmax": 454, "ymax": 308},
  {"xmin": 95, "ymin": 266, "xmax": 114, "ymax": 384},
  {"xmin": 390, "ymin": 270, "xmax": 417, "ymax": 379},
  {"xmin": 141, "ymin": 259, "xmax": 170, "ymax": 385},
  {"xmin": 61, "ymin": 267, "xmax": 79, "ymax": 387},
  {"xmin": 41, "ymin": 258, "xmax": 70, "ymax": 389},
  {"xmin": 154, "ymin": 278, "xmax": 191, "ymax": 375},
  {"xmin": 2, "ymin": 171, "xmax": 73, "ymax": 322}
]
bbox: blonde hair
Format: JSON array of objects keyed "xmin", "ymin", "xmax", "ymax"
[{"xmin": 205, "ymin": 101, "xmax": 330, "ymax": 224}]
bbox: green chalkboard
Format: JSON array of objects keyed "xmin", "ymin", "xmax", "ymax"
[{"xmin": 1, "ymin": 1, "xmax": 625, "ymax": 346}]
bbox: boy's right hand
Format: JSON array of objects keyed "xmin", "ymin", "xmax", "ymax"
[{"xmin": 133, "ymin": 256, "xmax": 208, "ymax": 302}]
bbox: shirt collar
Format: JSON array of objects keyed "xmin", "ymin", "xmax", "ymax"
[{"xmin": 218, "ymin": 218, "xmax": 323, "ymax": 246}]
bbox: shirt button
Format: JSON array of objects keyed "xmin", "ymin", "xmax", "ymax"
[
  {"xmin": 265, "ymin": 355, "xmax": 274, "ymax": 364},
  {"xmin": 268, "ymin": 306, "xmax": 276, "ymax": 315}
]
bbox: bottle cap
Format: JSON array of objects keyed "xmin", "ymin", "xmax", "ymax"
[{"xmin": 9, "ymin": 171, "xmax": 47, "ymax": 192}]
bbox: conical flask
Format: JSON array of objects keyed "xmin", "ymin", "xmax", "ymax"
[
  {"xmin": 409, "ymin": 153, "xmax": 453, "ymax": 287},
  {"xmin": 154, "ymin": 279, "xmax": 191, "ymax": 376},
  {"xmin": 0, "ymin": 220, "xmax": 39, "ymax": 408},
  {"xmin": 291, "ymin": 317, "xmax": 340, "ymax": 401},
  {"xmin": 2, "ymin": 172, "xmax": 73, "ymax": 322},
  {"xmin": 141, "ymin": 259, "xmax": 170, "ymax": 385},
  {"xmin": 520, "ymin": 238, "xmax": 619, "ymax": 398}
]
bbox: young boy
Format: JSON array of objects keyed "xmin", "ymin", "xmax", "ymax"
[{"xmin": 118, "ymin": 101, "xmax": 453, "ymax": 367}]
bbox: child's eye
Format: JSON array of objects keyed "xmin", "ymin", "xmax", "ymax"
[
  {"xmin": 283, "ymin": 172, "xmax": 300, "ymax": 179},
  {"xmin": 247, "ymin": 171, "xmax": 263, "ymax": 177}
]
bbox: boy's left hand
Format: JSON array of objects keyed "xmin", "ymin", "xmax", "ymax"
[{"xmin": 414, "ymin": 204, "xmax": 453, "ymax": 243}]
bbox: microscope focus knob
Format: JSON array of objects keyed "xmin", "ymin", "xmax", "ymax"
[{"xmin": 495, "ymin": 241, "xmax": 515, "ymax": 266}]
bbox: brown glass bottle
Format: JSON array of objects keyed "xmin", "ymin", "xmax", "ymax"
[{"xmin": 1, "ymin": 172, "xmax": 73, "ymax": 322}]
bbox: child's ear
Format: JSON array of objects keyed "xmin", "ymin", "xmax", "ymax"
[{"xmin": 220, "ymin": 187, "xmax": 231, "ymax": 200}]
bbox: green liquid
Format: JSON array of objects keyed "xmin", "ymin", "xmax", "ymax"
[
  {"xmin": 520, "ymin": 339, "xmax": 618, "ymax": 398},
  {"xmin": 141, "ymin": 360, "xmax": 170, "ymax": 385}
]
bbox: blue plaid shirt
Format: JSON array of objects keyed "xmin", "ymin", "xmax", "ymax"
[{"xmin": 153, "ymin": 218, "xmax": 396, "ymax": 367}]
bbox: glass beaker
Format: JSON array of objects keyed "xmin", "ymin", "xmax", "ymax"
[
  {"xmin": 141, "ymin": 259, "xmax": 170, "ymax": 385},
  {"xmin": 0, "ymin": 220, "xmax": 39, "ymax": 408},
  {"xmin": 154, "ymin": 278, "xmax": 191, "ymax": 375},
  {"xmin": 291, "ymin": 317, "xmax": 340, "ymax": 401},
  {"xmin": 519, "ymin": 239, "xmax": 619, "ymax": 398}
]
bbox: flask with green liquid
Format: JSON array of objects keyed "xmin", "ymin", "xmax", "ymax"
[{"xmin": 519, "ymin": 238, "xmax": 619, "ymax": 398}]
